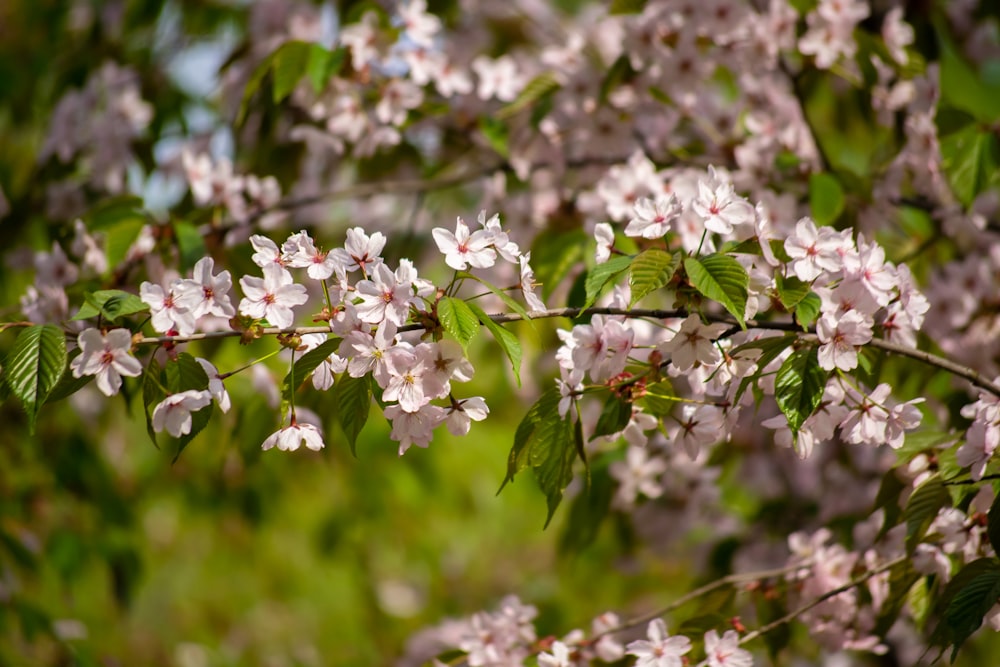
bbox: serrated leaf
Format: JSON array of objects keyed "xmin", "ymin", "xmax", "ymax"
[
  {"xmin": 165, "ymin": 354, "xmax": 210, "ymax": 394},
  {"xmin": 281, "ymin": 338, "xmax": 341, "ymax": 403},
  {"xmin": 502, "ymin": 387, "xmax": 562, "ymax": 489},
  {"xmin": 467, "ymin": 302, "xmax": 522, "ymax": 386},
  {"xmin": 593, "ymin": 393, "xmax": 632, "ymax": 438},
  {"xmin": 635, "ymin": 380, "xmax": 676, "ymax": 417},
  {"xmin": 874, "ymin": 560, "xmax": 921, "ymax": 636},
  {"xmin": 774, "ymin": 347, "xmax": 827, "ymax": 434},
  {"xmin": 946, "ymin": 569, "xmax": 1000, "ymax": 659},
  {"xmin": 732, "ymin": 334, "xmax": 796, "ymax": 404},
  {"xmin": 72, "ymin": 290, "xmax": 148, "ymax": 322},
  {"xmin": 795, "ymin": 292, "xmax": 821, "ymax": 329},
  {"xmin": 271, "ymin": 41, "xmax": 311, "ymax": 103},
  {"xmin": 809, "ymin": 172, "xmax": 845, "ymax": 225},
  {"xmin": 905, "ymin": 474, "xmax": 951, "ymax": 553},
  {"xmin": 683, "ymin": 254, "xmax": 748, "ymax": 328},
  {"xmin": 583, "ymin": 254, "xmax": 633, "ymax": 310},
  {"xmin": 496, "ymin": 72, "xmax": 561, "ymax": 120},
  {"xmin": 44, "ymin": 348, "xmax": 93, "ymax": 403},
  {"xmin": 438, "ymin": 297, "xmax": 480, "ymax": 348},
  {"xmin": 458, "ymin": 272, "xmax": 531, "ymax": 321},
  {"xmin": 629, "ymin": 249, "xmax": 679, "ymax": 305},
  {"xmin": 335, "ymin": 374, "xmax": 370, "ymax": 456},
  {"xmin": 931, "ymin": 558, "xmax": 1000, "ymax": 652},
  {"xmin": 533, "ymin": 409, "xmax": 577, "ymax": 528},
  {"xmin": 873, "ymin": 468, "xmax": 907, "ymax": 537},
  {"xmin": 171, "ymin": 402, "xmax": 213, "ymax": 463},
  {"xmin": 4, "ymin": 325, "xmax": 66, "ymax": 433},
  {"xmin": 775, "ymin": 273, "xmax": 810, "ymax": 310}
]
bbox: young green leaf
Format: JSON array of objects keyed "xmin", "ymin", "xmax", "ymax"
[
  {"xmin": 629, "ymin": 249, "xmax": 679, "ymax": 305},
  {"xmin": 466, "ymin": 302, "xmax": 522, "ymax": 386},
  {"xmin": 335, "ymin": 374, "xmax": 371, "ymax": 456},
  {"xmin": 496, "ymin": 72, "xmax": 560, "ymax": 120},
  {"xmin": 774, "ymin": 273, "xmax": 810, "ymax": 310},
  {"xmin": 774, "ymin": 347, "xmax": 827, "ymax": 434},
  {"xmin": 438, "ymin": 296, "xmax": 480, "ymax": 348},
  {"xmin": 683, "ymin": 254, "xmax": 749, "ymax": 328},
  {"xmin": 945, "ymin": 568, "xmax": 1000, "ymax": 659},
  {"xmin": 457, "ymin": 272, "xmax": 531, "ymax": 321},
  {"xmin": 271, "ymin": 41, "xmax": 311, "ymax": 103},
  {"xmin": 72, "ymin": 290, "xmax": 148, "ymax": 322},
  {"xmin": 809, "ymin": 172, "xmax": 845, "ymax": 225},
  {"xmin": 593, "ymin": 393, "xmax": 632, "ymax": 438},
  {"xmin": 904, "ymin": 474, "xmax": 951, "ymax": 553},
  {"xmin": 4, "ymin": 325, "xmax": 66, "ymax": 434},
  {"xmin": 794, "ymin": 292, "xmax": 821, "ymax": 330},
  {"xmin": 165, "ymin": 353, "xmax": 210, "ymax": 394},
  {"xmin": 280, "ymin": 337, "xmax": 341, "ymax": 402},
  {"xmin": 583, "ymin": 254, "xmax": 633, "ymax": 310}
]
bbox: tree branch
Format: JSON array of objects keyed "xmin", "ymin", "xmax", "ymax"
[{"xmin": 128, "ymin": 305, "xmax": 1000, "ymax": 397}]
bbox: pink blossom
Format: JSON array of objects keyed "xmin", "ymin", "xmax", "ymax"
[
  {"xmin": 817, "ymin": 310, "xmax": 873, "ymax": 372},
  {"xmin": 704, "ymin": 629, "xmax": 753, "ymax": 667},
  {"xmin": 594, "ymin": 223, "xmax": 614, "ymax": 263},
  {"xmin": 784, "ymin": 217, "xmax": 843, "ymax": 281},
  {"xmin": 610, "ymin": 445, "xmax": 666, "ymax": 507},
  {"xmin": 625, "ymin": 195, "xmax": 682, "ymax": 239},
  {"xmin": 432, "ymin": 217, "xmax": 497, "ymax": 271},
  {"xmin": 282, "ymin": 230, "xmax": 338, "ymax": 280},
  {"xmin": 238, "ymin": 264, "xmax": 309, "ymax": 328},
  {"xmin": 658, "ymin": 315, "xmax": 730, "ymax": 373},
  {"xmin": 152, "ymin": 390, "xmax": 212, "ymax": 438},
  {"xmin": 176, "ymin": 257, "xmax": 236, "ymax": 320},
  {"xmin": 445, "ymin": 396, "xmax": 489, "ymax": 436},
  {"xmin": 141, "ymin": 280, "xmax": 197, "ymax": 335},
  {"xmin": 354, "ymin": 263, "xmax": 419, "ymax": 326},
  {"xmin": 70, "ymin": 328, "xmax": 143, "ymax": 397},
  {"xmin": 625, "ymin": 619, "xmax": 691, "ymax": 667},
  {"xmin": 691, "ymin": 169, "xmax": 754, "ymax": 236},
  {"xmin": 330, "ymin": 227, "xmax": 386, "ymax": 275},
  {"xmin": 385, "ymin": 403, "xmax": 447, "ymax": 455},
  {"xmin": 261, "ymin": 422, "xmax": 325, "ymax": 452},
  {"xmin": 839, "ymin": 383, "xmax": 892, "ymax": 446}
]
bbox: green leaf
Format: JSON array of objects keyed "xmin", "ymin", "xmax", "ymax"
[
  {"xmin": 306, "ymin": 44, "xmax": 346, "ymax": 92},
  {"xmin": 629, "ymin": 249, "xmax": 679, "ymax": 306},
  {"xmin": 939, "ymin": 123, "xmax": 1000, "ymax": 207},
  {"xmin": 165, "ymin": 353, "xmax": 210, "ymax": 394},
  {"xmin": 72, "ymin": 290, "xmax": 148, "ymax": 322},
  {"xmin": 774, "ymin": 347, "xmax": 827, "ymax": 434},
  {"xmin": 558, "ymin": 460, "xmax": 615, "ymax": 555},
  {"xmin": 281, "ymin": 337, "xmax": 341, "ymax": 403},
  {"xmin": 873, "ymin": 468, "xmax": 907, "ymax": 537},
  {"xmin": 4, "ymin": 325, "xmax": 66, "ymax": 434},
  {"xmin": 533, "ymin": 409, "xmax": 577, "ymax": 528},
  {"xmin": 458, "ymin": 272, "xmax": 531, "ymax": 321},
  {"xmin": 794, "ymin": 292, "xmax": 821, "ymax": 330},
  {"xmin": 775, "ymin": 273, "xmax": 810, "ymax": 310},
  {"xmin": 593, "ymin": 393, "xmax": 632, "ymax": 438},
  {"xmin": 874, "ymin": 560, "xmax": 921, "ymax": 636},
  {"xmin": 530, "ymin": 229, "xmax": 587, "ymax": 300},
  {"xmin": 635, "ymin": 380, "xmax": 676, "ymax": 417},
  {"xmin": 683, "ymin": 254, "xmax": 749, "ymax": 328},
  {"xmin": 438, "ymin": 297, "xmax": 480, "ymax": 348},
  {"xmin": 583, "ymin": 254, "xmax": 633, "ymax": 310},
  {"xmin": 271, "ymin": 41, "xmax": 311, "ymax": 103},
  {"xmin": 938, "ymin": 27, "xmax": 1000, "ymax": 123},
  {"xmin": 609, "ymin": 0, "xmax": 647, "ymax": 14},
  {"xmin": 174, "ymin": 221, "xmax": 207, "ymax": 273},
  {"xmin": 335, "ymin": 374, "xmax": 371, "ymax": 456},
  {"xmin": 171, "ymin": 402, "xmax": 214, "ymax": 463},
  {"xmin": 987, "ymin": 491, "xmax": 1000, "ymax": 556},
  {"xmin": 44, "ymin": 348, "xmax": 94, "ymax": 403},
  {"xmin": 103, "ymin": 217, "xmax": 146, "ymax": 271},
  {"xmin": 467, "ymin": 302, "xmax": 522, "ymax": 386},
  {"xmin": 809, "ymin": 172, "xmax": 845, "ymax": 225},
  {"xmin": 502, "ymin": 387, "xmax": 562, "ymax": 489},
  {"xmin": 238, "ymin": 47, "xmax": 279, "ymax": 125},
  {"xmin": 478, "ymin": 117, "xmax": 509, "ymax": 158},
  {"xmin": 142, "ymin": 358, "xmax": 165, "ymax": 448},
  {"xmin": 905, "ymin": 474, "xmax": 951, "ymax": 553},
  {"xmin": 496, "ymin": 72, "xmax": 561, "ymax": 120},
  {"xmin": 945, "ymin": 568, "xmax": 1000, "ymax": 659},
  {"xmin": 732, "ymin": 334, "xmax": 796, "ymax": 404}
]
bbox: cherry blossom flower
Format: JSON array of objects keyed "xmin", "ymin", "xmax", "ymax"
[
  {"xmin": 537, "ymin": 641, "xmax": 572, "ymax": 667},
  {"xmin": 330, "ymin": 227, "xmax": 386, "ymax": 275},
  {"xmin": 355, "ymin": 263, "xmax": 418, "ymax": 326},
  {"xmin": 432, "ymin": 217, "xmax": 497, "ymax": 271},
  {"xmin": 70, "ymin": 328, "xmax": 143, "ymax": 397},
  {"xmin": 882, "ymin": 7, "xmax": 914, "ymax": 65},
  {"xmin": 625, "ymin": 619, "xmax": 691, "ymax": 667},
  {"xmin": 238, "ymin": 264, "xmax": 309, "ymax": 329},
  {"xmin": 195, "ymin": 357, "xmax": 231, "ymax": 413},
  {"xmin": 177, "ymin": 257, "xmax": 236, "ymax": 320},
  {"xmin": 141, "ymin": 280, "xmax": 197, "ymax": 335},
  {"xmin": 518, "ymin": 253, "xmax": 546, "ymax": 312},
  {"xmin": 594, "ymin": 223, "xmax": 614, "ymax": 263},
  {"xmin": 152, "ymin": 390, "xmax": 212, "ymax": 438},
  {"xmin": 341, "ymin": 323, "xmax": 397, "ymax": 386},
  {"xmin": 385, "ymin": 403, "xmax": 447, "ymax": 455},
  {"xmin": 692, "ymin": 169, "xmax": 755, "ymax": 236},
  {"xmin": 471, "ymin": 55, "xmax": 523, "ymax": 102},
  {"xmin": 839, "ymin": 383, "xmax": 892, "ymax": 446},
  {"xmin": 658, "ymin": 315, "xmax": 730, "ymax": 373},
  {"xmin": 817, "ymin": 310, "xmax": 873, "ymax": 372},
  {"xmin": 398, "ymin": 0, "xmax": 441, "ymax": 48},
  {"xmin": 282, "ymin": 230, "xmax": 338, "ymax": 280},
  {"xmin": 704, "ymin": 629, "xmax": 753, "ymax": 667},
  {"xmin": 610, "ymin": 445, "xmax": 666, "ymax": 507},
  {"xmin": 261, "ymin": 421, "xmax": 325, "ymax": 452},
  {"xmin": 250, "ymin": 235, "xmax": 285, "ymax": 269},
  {"xmin": 556, "ymin": 368, "xmax": 584, "ymax": 418},
  {"xmin": 784, "ymin": 217, "xmax": 843, "ymax": 281},
  {"xmin": 445, "ymin": 396, "xmax": 489, "ymax": 436},
  {"xmin": 625, "ymin": 194, "xmax": 682, "ymax": 239}
]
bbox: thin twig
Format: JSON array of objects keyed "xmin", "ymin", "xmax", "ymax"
[{"xmin": 736, "ymin": 555, "xmax": 907, "ymax": 647}]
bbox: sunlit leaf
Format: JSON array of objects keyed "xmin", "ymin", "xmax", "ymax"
[
  {"xmin": 4, "ymin": 325, "xmax": 66, "ymax": 434},
  {"xmin": 683, "ymin": 254, "xmax": 748, "ymax": 328}
]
